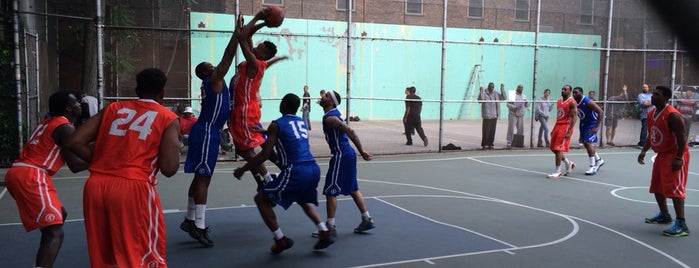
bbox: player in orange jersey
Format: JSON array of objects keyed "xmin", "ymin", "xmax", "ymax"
[
  {"xmin": 68, "ymin": 68, "xmax": 180, "ymax": 267},
  {"xmin": 547, "ymin": 85, "xmax": 577, "ymax": 179},
  {"xmin": 4, "ymin": 90, "xmax": 88, "ymax": 268}
]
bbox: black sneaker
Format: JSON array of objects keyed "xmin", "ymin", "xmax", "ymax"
[
  {"xmin": 645, "ymin": 212, "xmax": 673, "ymax": 224},
  {"xmin": 354, "ymin": 218, "xmax": 375, "ymax": 233},
  {"xmin": 179, "ymin": 219, "xmax": 197, "ymax": 239},
  {"xmin": 270, "ymin": 236, "xmax": 294, "ymax": 255},
  {"xmin": 311, "ymin": 224, "xmax": 337, "ymax": 238},
  {"xmin": 663, "ymin": 219, "xmax": 690, "ymax": 237},
  {"xmin": 189, "ymin": 225, "xmax": 214, "ymax": 247},
  {"xmin": 313, "ymin": 230, "xmax": 335, "ymax": 250}
]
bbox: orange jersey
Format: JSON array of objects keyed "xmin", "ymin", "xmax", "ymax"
[
  {"xmin": 554, "ymin": 97, "xmax": 576, "ymax": 126},
  {"xmin": 15, "ymin": 116, "xmax": 70, "ymax": 175},
  {"xmin": 231, "ymin": 59, "xmax": 267, "ymax": 127},
  {"xmin": 89, "ymin": 100, "xmax": 178, "ymax": 184},
  {"xmin": 648, "ymin": 105, "xmax": 684, "ymax": 154}
]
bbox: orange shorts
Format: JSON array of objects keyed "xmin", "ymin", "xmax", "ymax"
[
  {"xmin": 650, "ymin": 152, "xmax": 689, "ymax": 198},
  {"xmin": 83, "ymin": 174, "xmax": 167, "ymax": 267},
  {"xmin": 549, "ymin": 124, "xmax": 573, "ymax": 152},
  {"xmin": 229, "ymin": 114, "xmax": 265, "ymax": 151},
  {"xmin": 4, "ymin": 166, "xmax": 64, "ymax": 231}
]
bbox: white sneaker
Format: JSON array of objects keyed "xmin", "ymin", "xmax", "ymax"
[
  {"xmin": 547, "ymin": 172, "xmax": 562, "ymax": 179},
  {"xmin": 585, "ymin": 166, "xmax": 597, "ymax": 175},
  {"xmin": 595, "ymin": 159, "xmax": 605, "ymax": 171},
  {"xmin": 564, "ymin": 161, "xmax": 575, "ymax": 176}
]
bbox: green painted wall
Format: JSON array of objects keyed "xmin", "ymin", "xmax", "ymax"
[{"xmin": 190, "ymin": 12, "xmax": 600, "ymax": 122}]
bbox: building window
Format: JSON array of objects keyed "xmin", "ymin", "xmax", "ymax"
[
  {"xmin": 580, "ymin": 0, "xmax": 593, "ymax": 25},
  {"xmin": 336, "ymin": 0, "xmax": 356, "ymax": 11},
  {"xmin": 515, "ymin": 0, "xmax": 529, "ymax": 21},
  {"xmin": 468, "ymin": 0, "xmax": 483, "ymax": 18},
  {"xmin": 263, "ymin": 0, "xmax": 283, "ymax": 5},
  {"xmin": 406, "ymin": 0, "xmax": 423, "ymax": 15}
]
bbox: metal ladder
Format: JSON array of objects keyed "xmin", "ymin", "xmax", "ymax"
[{"xmin": 458, "ymin": 64, "xmax": 483, "ymax": 119}]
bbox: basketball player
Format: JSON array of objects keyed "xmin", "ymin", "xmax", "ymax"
[
  {"xmin": 547, "ymin": 85, "xmax": 577, "ymax": 179},
  {"xmin": 4, "ymin": 90, "xmax": 87, "ymax": 268},
  {"xmin": 67, "ymin": 68, "xmax": 180, "ymax": 267},
  {"xmin": 572, "ymin": 86, "xmax": 605, "ymax": 175}
]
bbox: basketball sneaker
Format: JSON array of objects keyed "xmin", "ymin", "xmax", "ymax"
[
  {"xmin": 547, "ymin": 172, "xmax": 562, "ymax": 179},
  {"xmin": 663, "ymin": 219, "xmax": 690, "ymax": 237},
  {"xmin": 312, "ymin": 223, "xmax": 336, "ymax": 238},
  {"xmin": 585, "ymin": 166, "xmax": 597, "ymax": 175},
  {"xmin": 645, "ymin": 212, "xmax": 673, "ymax": 224},
  {"xmin": 563, "ymin": 161, "xmax": 575, "ymax": 176},
  {"xmin": 595, "ymin": 158, "xmax": 605, "ymax": 171},
  {"xmin": 313, "ymin": 230, "xmax": 335, "ymax": 250},
  {"xmin": 270, "ymin": 236, "xmax": 294, "ymax": 255},
  {"xmin": 181, "ymin": 219, "xmax": 214, "ymax": 247},
  {"xmin": 354, "ymin": 218, "xmax": 375, "ymax": 233}
]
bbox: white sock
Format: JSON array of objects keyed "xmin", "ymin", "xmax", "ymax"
[
  {"xmin": 362, "ymin": 211, "xmax": 371, "ymax": 220},
  {"xmin": 327, "ymin": 218, "xmax": 336, "ymax": 226},
  {"xmin": 563, "ymin": 158, "xmax": 570, "ymax": 166},
  {"xmin": 194, "ymin": 204, "xmax": 206, "ymax": 229},
  {"xmin": 186, "ymin": 197, "xmax": 196, "ymax": 220},
  {"xmin": 273, "ymin": 228, "xmax": 284, "ymax": 240},
  {"xmin": 317, "ymin": 221, "xmax": 328, "ymax": 231},
  {"xmin": 589, "ymin": 157, "xmax": 595, "ymax": 167},
  {"xmin": 555, "ymin": 165, "xmax": 561, "ymax": 173},
  {"xmin": 595, "ymin": 153, "xmax": 601, "ymax": 161},
  {"xmin": 262, "ymin": 173, "xmax": 274, "ymax": 183}
]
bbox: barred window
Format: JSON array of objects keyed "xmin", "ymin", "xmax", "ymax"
[
  {"xmin": 515, "ymin": 0, "xmax": 530, "ymax": 21},
  {"xmin": 468, "ymin": 0, "xmax": 484, "ymax": 18},
  {"xmin": 406, "ymin": 0, "xmax": 423, "ymax": 15}
]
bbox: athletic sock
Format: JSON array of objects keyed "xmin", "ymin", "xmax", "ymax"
[
  {"xmin": 186, "ymin": 197, "xmax": 196, "ymax": 220},
  {"xmin": 327, "ymin": 218, "xmax": 336, "ymax": 226},
  {"xmin": 589, "ymin": 157, "xmax": 595, "ymax": 167},
  {"xmin": 362, "ymin": 211, "xmax": 371, "ymax": 220},
  {"xmin": 273, "ymin": 228, "xmax": 284, "ymax": 240},
  {"xmin": 194, "ymin": 204, "xmax": 206, "ymax": 229},
  {"xmin": 317, "ymin": 221, "xmax": 328, "ymax": 232},
  {"xmin": 555, "ymin": 165, "xmax": 561, "ymax": 173}
]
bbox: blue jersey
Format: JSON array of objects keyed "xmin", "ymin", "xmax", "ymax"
[
  {"xmin": 274, "ymin": 114, "xmax": 315, "ymax": 167},
  {"xmin": 577, "ymin": 96, "xmax": 598, "ymax": 128},
  {"xmin": 196, "ymin": 77, "xmax": 230, "ymax": 130},
  {"xmin": 323, "ymin": 108, "xmax": 354, "ymax": 156}
]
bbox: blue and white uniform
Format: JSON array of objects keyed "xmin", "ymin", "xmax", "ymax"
[
  {"xmin": 262, "ymin": 114, "xmax": 320, "ymax": 209},
  {"xmin": 577, "ymin": 96, "xmax": 599, "ymax": 143},
  {"xmin": 185, "ymin": 77, "xmax": 231, "ymax": 176},
  {"xmin": 322, "ymin": 108, "xmax": 359, "ymax": 196}
]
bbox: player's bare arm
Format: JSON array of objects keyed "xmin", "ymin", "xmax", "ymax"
[
  {"xmin": 53, "ymin": 123, "xmax": 89, "ymax": 172},
  {"xmin": 325, "ymin": 116, "xmax": 373, "ymax": 161},
  {"xmin": 67, "ymin": 110, "xmax": 103, "ymax": 162},
  {"xmin": 234, "ymin": 121, "xmax": 279, "ymax": 179},
  {"xmin": 588, "ymin": 100, "xmax": 604, "ymax": 131},
  {"xmin": 565, "ymin": 101, "xmax": 577, "ymax": 139},
  {"xmin": 238, "ymin": 9, "xmax": 267, "ymax": 78},
  {"xmin": 668, "ymin": 112, "xmax": 687, "ymax": 170},
  {"xmin": 159, "ymin": 119, "xmax": 181, "ymax": 177},
  {"xmin": 210, "ymin": 13, "xmax": 243, "ymax": 94},
  {"xmin": 266, "ymin": 56, "xmax": 289, "ymax": 68}
]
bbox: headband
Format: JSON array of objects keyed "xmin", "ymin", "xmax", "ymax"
[{"xmin": 330, "ymin": 90, "xmax": 339, "ymax": 107}]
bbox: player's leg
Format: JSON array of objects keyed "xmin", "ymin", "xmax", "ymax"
[
  {"xmin": 351, "ymin": 190, "xmax": 376, "ymax": 233},
  {"xmin": 183, "ymin": 173, "xmax": 214, "ymax": 247},
  {"xmin": 413, "ymin": 119, "xmax": 428, "ymax": 146},
  {"xmin": 236, "ymin": 147, "xmax": 269, "ymax": 190},
  {"xmin": 36, "ymin": 224, "xmax": 64, "ymax": 267}
]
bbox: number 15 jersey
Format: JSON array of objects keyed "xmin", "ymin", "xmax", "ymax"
[{"xmin": 89, "ymin": 99, "xmax": 178, "ymax": 184}]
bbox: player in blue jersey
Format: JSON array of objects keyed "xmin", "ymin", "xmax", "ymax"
[
  {"xmin": 573, "ymin": 86, "xmax": 605, "ymax": 175},
  {"xmin": 234, "ymin": 93, "xmax": 334, "ymax": 254},
  {"xmin": 180, "ymin": 14, "xmax": 243, "ymax": 248},
  {"xmin": 316, "ymin": 90, "xmax": 375, "ymax": 237}
]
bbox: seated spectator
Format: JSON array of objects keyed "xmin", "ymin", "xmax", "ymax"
[{"xmin": 179, "ymin": 107, "xmax": 197, "ymax": 145}]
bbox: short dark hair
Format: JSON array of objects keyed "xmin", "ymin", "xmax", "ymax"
[
  {"xmin": 136, "ymin": 68, "xmax": 167, "ymax": 96},
  {"xmin": 263, "ymin": 41, "xmax": 277, "ymax": 60},
  {"xmin": 573, "ymin": 86, "xmax": 584, "ymax": 93},
  {"xmin": 281, "ymin": 93, "xmax": 300, "ymax": 114},
  {"xmin": 48, "ymin": 90, "xmax": 76, "ymax": 116},
  {"xmin": 195, "ymin": 62, "xmax": 209, "ymax": 80},
  {"xmin": 407, "ymin": 86, "xmax": 416, "ymax": 94},
  {"xmin": 656, "ymin": 86, "xmax": 673, "ymax": 100}
]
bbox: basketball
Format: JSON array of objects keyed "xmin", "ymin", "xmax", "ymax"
[{"xmin": 264, "ymin": 6, "xmax": 285, "ymax": 28}]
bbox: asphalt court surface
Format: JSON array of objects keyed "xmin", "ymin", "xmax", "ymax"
[{"xmin": 1, "ymin": 148, "xmax": 698, "ymax": 267}]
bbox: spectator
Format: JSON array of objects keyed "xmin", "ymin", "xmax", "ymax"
[
  {"xmin": 637, "ymin": 84, "xmax": 653, "ymax": 148},
  {"xmin": 478, "ymin": 82, "xmax": 505, "ymax": 149},
  {"xmin": 403, "ymin": 86, "xmax": 428, "ymax": 146},
  {"xmin": 302, "ymin": 85, "xmax": 311, "ymax": 130},
  {"xmin": 506, "ymin": 84, "xmax": 529, "ymax": 148},
  {"xmin": 675, "ymin": 88, "xmax": 698, "ymax": 140},
  {"xmin": 604, "ymin": 85, "xmax": 629, "ymax": 146},
  {"xmin": 536, "ymin": 88, "xmax": 553, "ymax": 147},
  {"xmin": 179, "ymin": 107, "xmax": 197, "ymax": 145},
  {"xmin": 587, "ymin": 90, "xmax": 596, "ymax": 101}
]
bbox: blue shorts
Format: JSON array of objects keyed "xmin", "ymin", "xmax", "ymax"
[
  {"xmin": 322, "ymin": 150, "xmax": 359, "ymax": 196},
  {"xmin": 579, "ymin": 124, "xmax": 599, "ymax": 144},
  {"xmin": 184, "ymin": 124, "xmax": 221, "ymax": 177},
  {"xmin": 262, "ymin": 162, "xmax": 321, "ymax": 210}
]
